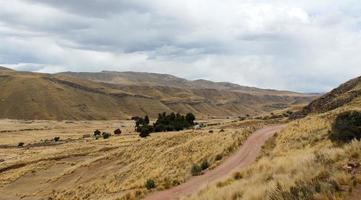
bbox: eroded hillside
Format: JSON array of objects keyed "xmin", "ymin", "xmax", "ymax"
[{"xmin": 0, "ymin": 68, "xmax": 315, "ymax": 120}]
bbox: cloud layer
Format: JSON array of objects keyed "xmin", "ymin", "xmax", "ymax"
[{"xmin": 1, "ymin": 0, "xmax": 361, "ymax": 92}]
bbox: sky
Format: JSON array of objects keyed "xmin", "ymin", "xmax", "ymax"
[{"xmin": 0, "ymin": 0, "xmax": 361, "ymax": 92}]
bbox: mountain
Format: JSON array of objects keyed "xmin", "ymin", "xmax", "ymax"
[
  {"xmin": 0, "ymin": 68, "xmax": 316, "ymax": 120},
  {"xmin": 59, "ymin": 71, "xmax": 307, "ymax": 96},
  {"xmin": 291, "ymin": 76, "xmax": 361, "ymax": 118},
  {"xmin": 0, "ymin": 66, "xmax": 14, "ymax": 71}
]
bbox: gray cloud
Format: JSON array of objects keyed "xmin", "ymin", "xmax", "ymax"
[{"xmin": 0, "ymin": 0, "xmax": 361, "ymax": 92}]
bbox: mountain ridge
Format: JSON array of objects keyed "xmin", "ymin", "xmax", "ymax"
[
  {"xmin": 58, "ymin": 71, "xmax": 311, "ymax": 96},
  {"xmin": 0, "ymin": 68, "xmax": 317, "ymax": 120}
]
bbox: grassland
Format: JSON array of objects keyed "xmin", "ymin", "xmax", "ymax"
[
  {"xmin": 0, "ymin": 118, "xmax": 267, "ymax": 200},
  {"xmin": 186, "ymin": 94, "xmax": 361, "ymax": 200}
]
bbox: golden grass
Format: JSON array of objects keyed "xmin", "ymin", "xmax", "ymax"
[
  {"xmin": 187, "ymin": 100, "xmax": 361, "ymax": 200},
  {"xmin": 0, "ymin": 119, "xmax": 264, "ymax": 200}
]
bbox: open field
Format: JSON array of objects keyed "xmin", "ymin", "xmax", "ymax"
[{"xmin": 0, "ymin": 118, "xmax": 269, "ymax": 200}]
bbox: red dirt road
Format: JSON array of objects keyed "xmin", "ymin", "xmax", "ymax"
[{"xmin": 144, "ymin": 125, "xmax": 285, "ymax": 200}]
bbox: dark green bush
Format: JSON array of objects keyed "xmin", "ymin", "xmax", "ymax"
[
  {"xmin": 330, "ymin": 111, "xmax": 361, "ymax": 143},
  {"xmin": 102, "ymin": 132, "xmax": 111, "ymax": 139},
  {"xmin": 200, "ymin": 160, "xmax": 209, "ymax": 170},
  {"xmin": 139, "ymin": 125, "xmax": 152, "ymax": 138},
  {"xmin": 191, "ymin": 164, "xmax": 202, "ymax": 176},
  {"xmin": 54, "ymin": 137, "xmax": 60, "ymax": 142},
  {"xmin": 145, "ymin": 179, "xmax": 156, "ymax": 190},
  {"xmin": 18, "ymin": 142, "xmax": 24, "ymax": 147}
]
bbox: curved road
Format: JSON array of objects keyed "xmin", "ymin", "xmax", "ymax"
[{"xmin": 145, "ymin": 125, "xmax": 285, "ymax": 200}]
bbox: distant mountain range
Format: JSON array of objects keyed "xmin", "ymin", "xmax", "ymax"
[{"xmin": 0, "ymin": 66, "xmax": 317, "ymax": 120}]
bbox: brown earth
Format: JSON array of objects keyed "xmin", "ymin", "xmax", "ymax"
[
  {"xmin": 144, "ymin": 125, "xmax": 285, "ymax": 200},
  {"xmin": 0, "ymin": 67, "xmax": 316, "ymax": 120}
]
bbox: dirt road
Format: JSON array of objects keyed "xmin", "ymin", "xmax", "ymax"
[{"xmin": 144, "ymin": 125, "xmax": 285, "ymax": 200}]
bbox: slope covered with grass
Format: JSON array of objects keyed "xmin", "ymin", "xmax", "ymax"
[
  {"xmin": 188, "ymin": 76, "xmax": 361, "ymax": 200},
  {"xmin": 0, "ymin": 69, "xmax": 314, "ymax": 120}
]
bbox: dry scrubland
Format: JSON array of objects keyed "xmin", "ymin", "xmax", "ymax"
[
  {"xmin": 0, "ymin": 118, "xmax": 267, "ymax": 200},
  {"xmin": 187, "ymin": 97, "xmax": 361, "ymax": 199}
]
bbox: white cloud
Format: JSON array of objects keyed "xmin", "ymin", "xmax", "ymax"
[{"xmin": 0, "ymin": 0, "xmax": 360, "ymax": 92}]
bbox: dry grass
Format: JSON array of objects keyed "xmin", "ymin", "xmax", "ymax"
[
  {"xmin": 0, "ymin": 119, "xmax": 264, "ymax": 200},
  {"xmin": 187, "ymin": 101, "xmax": 361, "ymax": 200}
]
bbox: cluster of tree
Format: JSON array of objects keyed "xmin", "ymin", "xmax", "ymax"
[{"xmin": 133, "ymin": 112, "xmax": 196, "ymax": 137}]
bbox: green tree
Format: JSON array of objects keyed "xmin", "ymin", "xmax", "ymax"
[
  {"xmin": 144, "ymin": 115, "xmax": 150, "ymax": 125},
  {"xmin": 186, "ymin": 113, "xmax": 196, "ymax": 125}
]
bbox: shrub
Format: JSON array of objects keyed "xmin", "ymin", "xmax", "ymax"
[
  {"xmin": 18, "ymin": 142, "xmax": 25, "ymax": 147},
  {"xmin": 102, "ymin": 132, "xmax": 111, "ymax": 139},
  {"xmin": 145, "ymin": 179, "xmax": 156, "ymax": 190},
  {"xmin": 200, "ymin": 160, "xmax": 209, "ymax": 170},
  {"xmin": 53, "ymin": 137, "xmax": 60, "ymax": 142},
  {"xmin": 139, "ymin": 125, "xmax": 152, "ymax": 138},
  {"xmin": 330, "ymin": 111, "xmax": 361, "ymax": 143},
  {"xmin": 233, "ymin": 172, "xmax": 243, "ymax": 180},
  {"xmin": 93, "ymin": 129, "xmax": 101, "ymax": 136},
  {"xmin": 114, "ymin": 128, "xmax": 122, "ymax": 135},
  {"xmin": 208, "ymin": 130, "xmax": 214, "ymax": 133},
  {"xmin": 215, "ymin": 154, "xmax": 223, "ymax": 161},
  {"xmin": 191, "ymin": 164, "xmax": 202, "ymax": 176}
]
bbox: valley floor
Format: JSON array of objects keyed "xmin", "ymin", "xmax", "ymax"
[{"xmin": 0, "ymin": 118, "xmax": 266, "ymax": 200}]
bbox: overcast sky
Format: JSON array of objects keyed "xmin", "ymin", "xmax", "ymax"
[{"xmin": 1, "ymin": 0, "xmax": 361, "ymax": 92}]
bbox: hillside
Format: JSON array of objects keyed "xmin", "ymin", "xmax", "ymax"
[
  {"xmin": 59, "ymin": 71, "xmax": 308, "ymax": 96},
  {"xmin": 188, "ymin": 76, "xmax": 361, "ymax": 200},
  {"xmin": 292, "ymin": 76, "xmax": 361, "ymax": 118},
  {"xmin": 0, "ymin": 69, "xmax": 315, "ymax": 120}
]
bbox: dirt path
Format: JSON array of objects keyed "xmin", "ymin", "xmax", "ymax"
[
  {"xmin": 144, "ymin": 125, "xmax": 285, "ymax": 200},
  {"xmin": 347, "ymin": 185, "xmax": 361, "ymax": 200}
]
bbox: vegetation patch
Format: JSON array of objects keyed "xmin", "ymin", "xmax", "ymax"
[
  {"xmin": 191, "ymin": 164, "xmax": 202, "ymax": 176},
  {"xmin": 330, "ymin": 111, "xmax": 361, "ymax": 143},
  {"xmin": 145, "ymin": 179, "xmax": 156, "ymax": 190},
  {"xmin": 133, "ymin": 112, "xmax": 196, "ymax": 137}
]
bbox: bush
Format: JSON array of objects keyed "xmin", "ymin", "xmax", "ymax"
[
  {"xmin": 113, "ymin": 128, "xmax": 122, "ymax": 135},
  {"xmin": 215, "ymin": 154, "xmax": 223, "ymax": 161},
  {"xmin": 139, "ymin": 125, "xmax": 152, "ymax": 138},
  {"xmin": 145, "ymin": 179, "xmax": 156, "ymax": 190},
  {"xmin": 18, "ymin": 142, "xmax": 25, "ymax": 147},
  {"xmin": 233, "ymin": 172, "xmax": 243, "ymax": 180},
  {"xmin": 330, "ymin": 111, "xmax": 361, "ymax": 143},
  {"xmin": 102, "ymin": 132, "xmax": 111, "ymax": 139},
  {"xmin": 200, "ymin": 160, "xmax": 209, "ymax": 170},
  {"xmin": 93, "ymin": 129, "xmax": 101, "ymax": 136},
  {"xmin": 191, "ymin": 164, "xmax": 202, "ymax": 176},
  {"xmin": 53, "ymin": 137, "xmax": 60, "ymax": 142}
]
